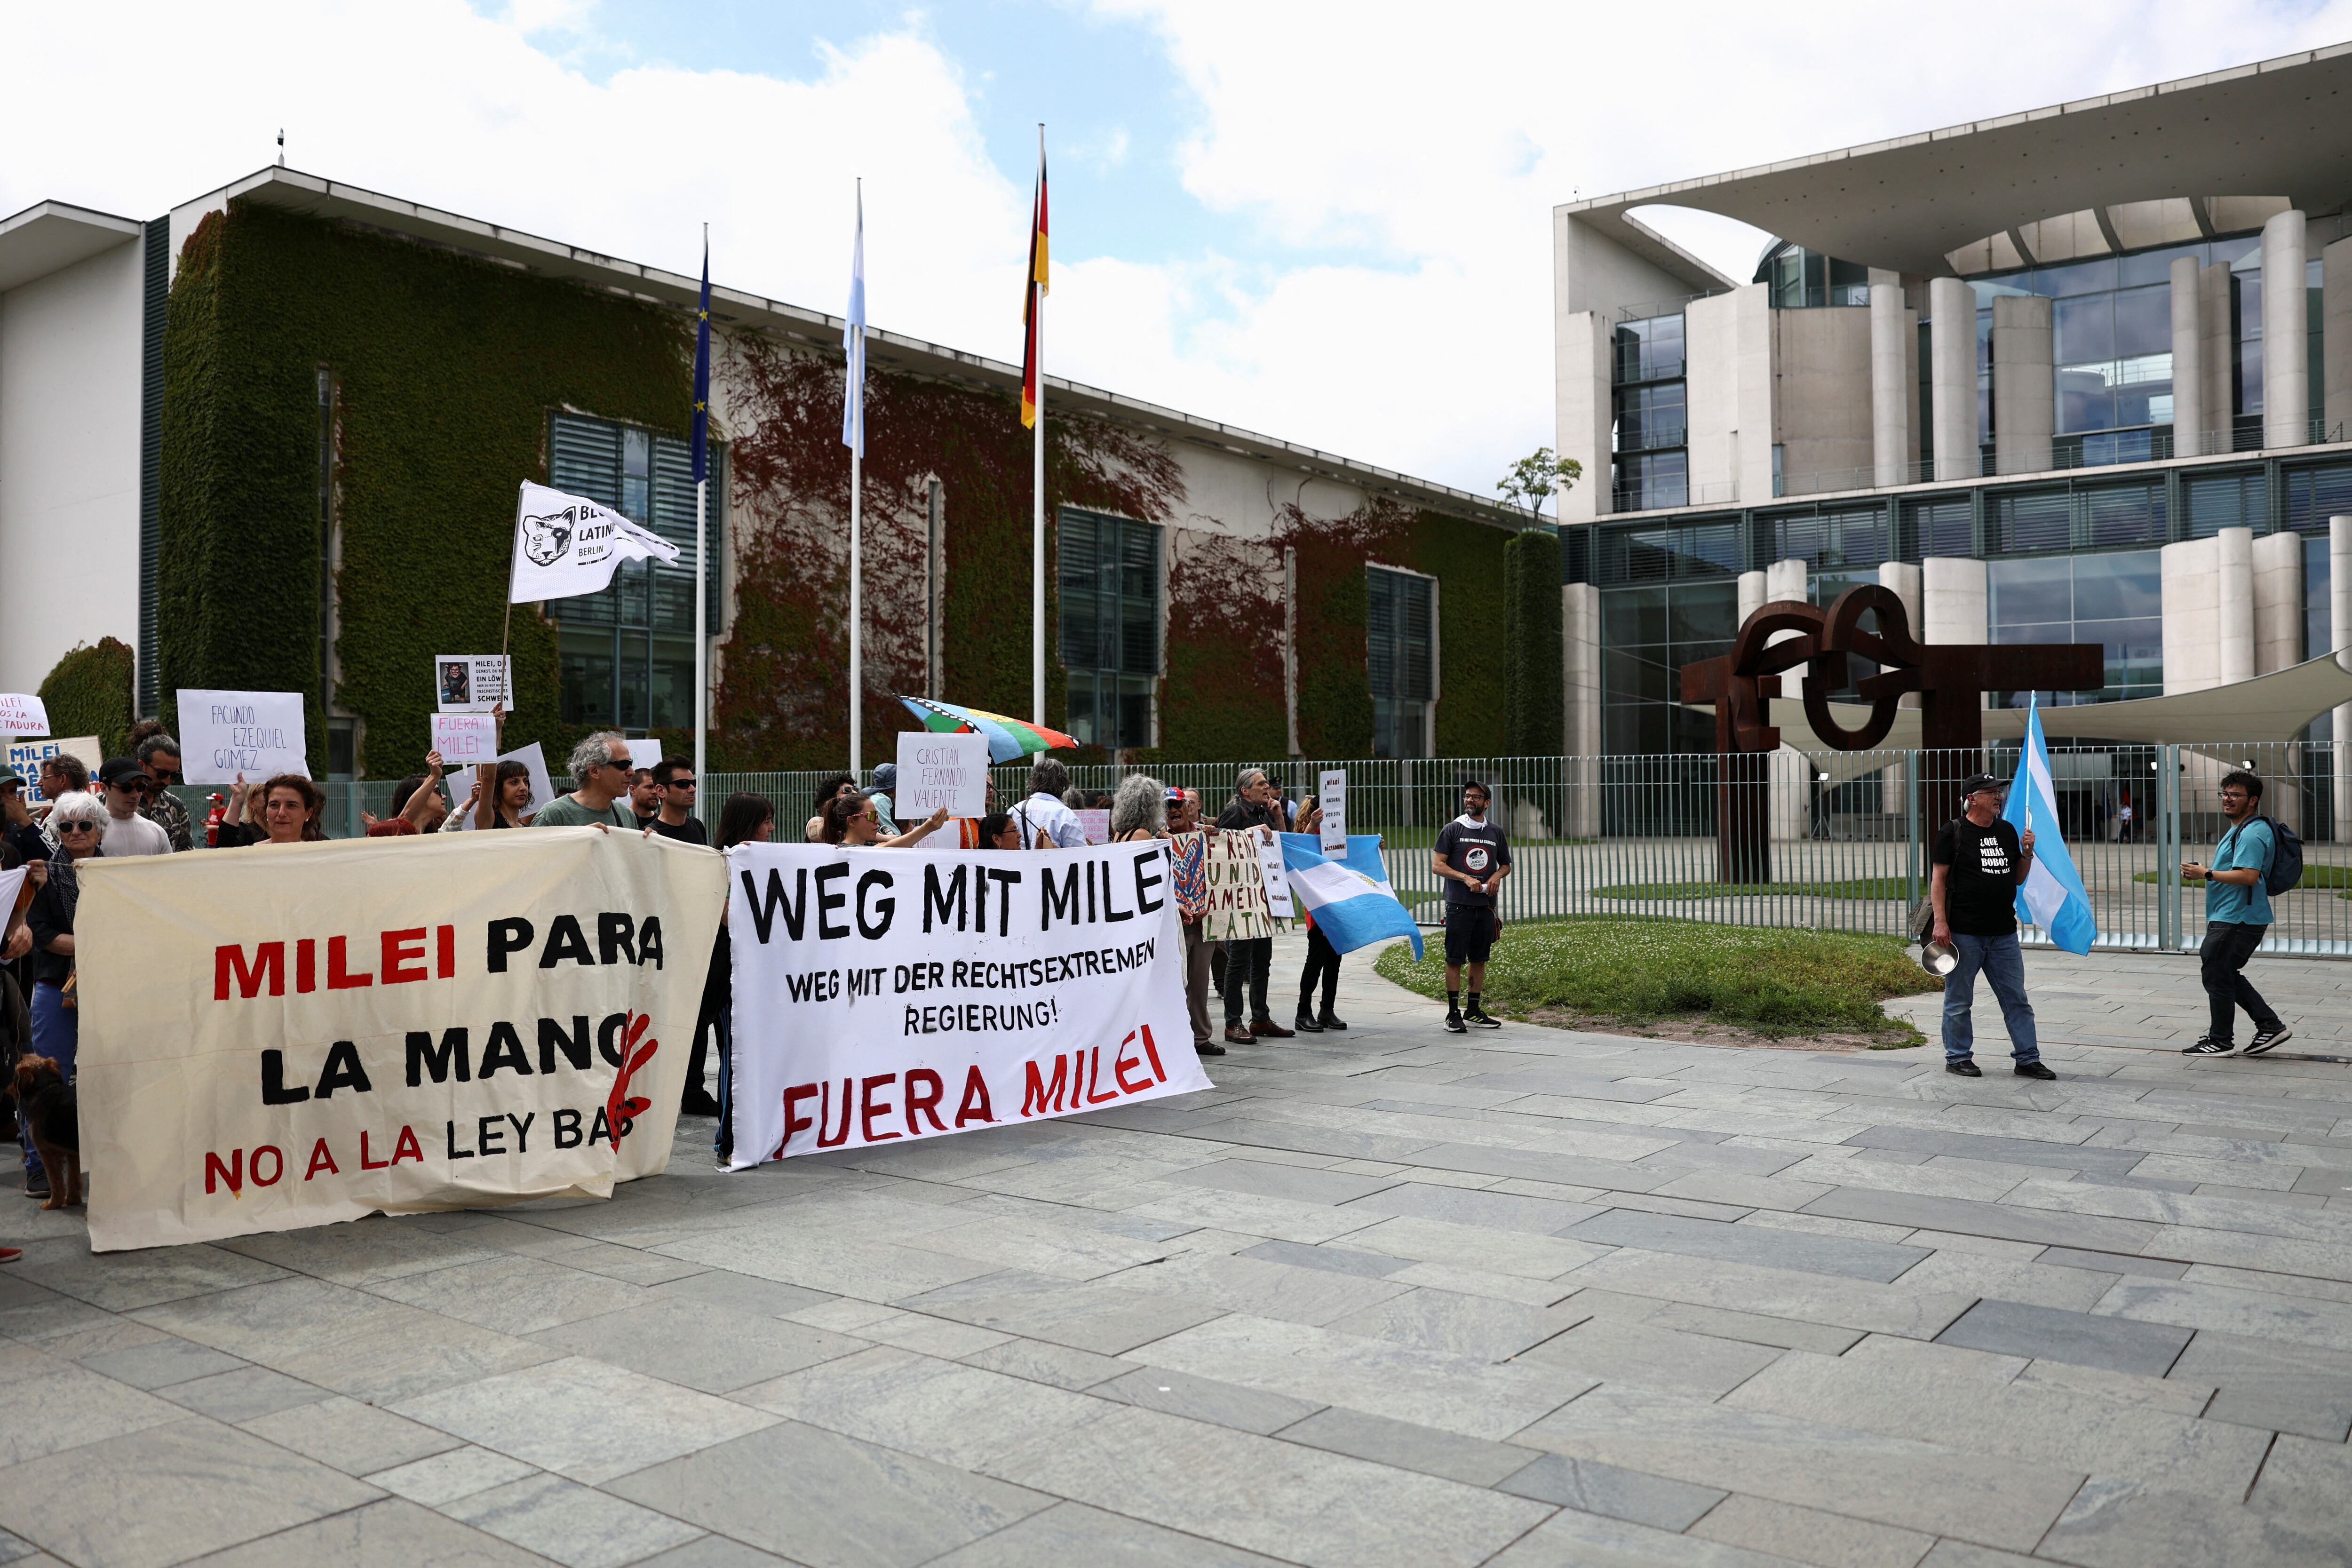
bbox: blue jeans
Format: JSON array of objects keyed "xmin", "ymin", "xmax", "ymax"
[
  {"xmin": 24, "ymin": 981, "xmax": 78, "ymax": 1179},
  {"xmin": 1942, "ymin": 931, "xmax": 2040, "ymax": 1065}
]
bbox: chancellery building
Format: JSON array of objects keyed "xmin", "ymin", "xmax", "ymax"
[{"xmin": 1554, "ymin": 44, "xmax": 2352, "ymax": 831}]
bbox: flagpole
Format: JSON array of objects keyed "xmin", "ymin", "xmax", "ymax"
[
  {"xmin": 691, "ymin": 224, "xmax": 714, "ymax": 808},
  {"xmin": 1031, "ymin": 125, "xmax": 1046, "ymax": 729},
  {"xmin": 848, "ymin": 180, "xmax": 864, "ymax": 780}
]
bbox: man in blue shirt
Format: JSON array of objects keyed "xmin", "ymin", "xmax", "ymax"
[{"xmin": 2180, "ymin": 770, "xmax": 2292, "ymax": 1057}]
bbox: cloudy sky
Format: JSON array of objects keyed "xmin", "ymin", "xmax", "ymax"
[{"xmin": 8, "ymin": 1, "xmax": 2350, "ymax": 503}]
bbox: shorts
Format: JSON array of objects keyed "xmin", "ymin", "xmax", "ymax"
[{"xmin": 1443, "ymin": 903, "xmax": 1497, "ymax": 966}]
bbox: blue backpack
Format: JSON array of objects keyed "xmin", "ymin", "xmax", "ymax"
[{"xmin": 2231, "ymin": 816, "xmax": 2304, "ymax": 897}]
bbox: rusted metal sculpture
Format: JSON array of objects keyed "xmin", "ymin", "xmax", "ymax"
[{"xmin": 1679, "ymin": 587, "xmax": 2103, "ymax": 883}]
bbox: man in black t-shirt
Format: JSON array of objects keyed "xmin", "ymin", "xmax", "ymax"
[
  {"xmin": 1930, "ymin": 773, "xmax": 2052, "ymax": 1080},
  {"xmin": 1431, "ymin": 780, "xmax": 1512, "ymax": 1033},
  {"xmin": 648, "ymin": 757, "xmax": 710, "ymax": 848}
]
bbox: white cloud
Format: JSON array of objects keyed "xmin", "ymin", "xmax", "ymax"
[{"xmin": 8, "ymin": 1, "xmax": 2352, "ymax": 505}]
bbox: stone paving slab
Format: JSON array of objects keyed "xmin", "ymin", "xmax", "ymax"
[{"xmin": 3, "ymin": 935, "xmax": 2352, "ymax": 1565}]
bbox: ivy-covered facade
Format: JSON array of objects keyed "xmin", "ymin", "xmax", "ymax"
[{"xmin": 11, "ymin": 167, "xmax": 1557, "ymax": 778}]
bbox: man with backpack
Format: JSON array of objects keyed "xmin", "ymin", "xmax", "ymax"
[{"xmin": 2180, "ymin": 771, "xmax": 2294, "ymax": 1057}]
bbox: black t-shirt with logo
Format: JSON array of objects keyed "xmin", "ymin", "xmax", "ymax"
[
  {"xmin": 649, "ymin": 815, "xmax": 709, "ymax": 847},
  {"xmin": 1932, "ymin": 816, "xmax": 2024, "ymax": 936},
  {"xmin": 1435, "ymin": 814, "xmax": 1512, "ymax": 907}
]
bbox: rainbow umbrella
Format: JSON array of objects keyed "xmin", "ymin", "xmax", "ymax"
[{"xmin": 898, "ymin": 695, "xmax": 1077, "ymax": 763}]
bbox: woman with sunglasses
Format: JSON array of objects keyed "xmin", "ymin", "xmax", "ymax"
[
  {"xmin": 818, "ymin": 792, "xmax": 949, "ymax": 848},
  {"xmin": 21, "ymin": 793, "xmax": 103, "ymax": 1200}
]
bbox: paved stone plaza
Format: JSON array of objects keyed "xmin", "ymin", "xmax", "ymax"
[{"xmin": 1, "ymin": 934, "xmax": 2350, "ymax": 1567}]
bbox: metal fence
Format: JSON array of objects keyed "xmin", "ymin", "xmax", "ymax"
[{"xmin": 164, "ymin": 739, "xmax": 2352, "ymax": 954}]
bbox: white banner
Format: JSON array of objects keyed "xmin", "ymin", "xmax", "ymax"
[
  {"xmin": 727, "ymin": 841, "xmax": 1211, "ymax": 1167},
  {"xmin": 895, "ymin": 732, "xmax": 988, "ymax": 819},
  {"xmin": 435, "ymin": 656, "xmax": 511, "ymax": 715},
  {"xmin": 6, "ymin": 736, "xmax": 100, "ymax": 804},
  {"xmin": 0, "ymin": 693, "xmax": 48, "ymax": 737},
  {"xmin": 178, "ymin": 690, "xmax": 308, "ymax": 786},
  {"xmin": 1319, "ymin": 769, "xmax": 1348, "ymax": 858},
  {"xmin": 509, "ymin": 481, "xmax": 680, "ymax": 605},
  {"xmin": 431, "ymin": 713, "xmax": 500, "ymax": 765},
  {"xmin": 75, "ymin": 831, "xmax": 727, "ymax": 1251}
]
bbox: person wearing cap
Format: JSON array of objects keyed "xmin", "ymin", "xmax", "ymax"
[
  {"xmin": 0, "ymin": 777, "xmax": 45, "ymax": 868},
  {"xmin": 868, "ymin": 763, "xmax": 900, "ymax": 836},
  {"xmin": 95, "ymin": 758, "xmax": 173, "ymax": 857},
  {"xmin": 1930, "ymin": 773, "xmax": 2052, "ymax": 1079}
]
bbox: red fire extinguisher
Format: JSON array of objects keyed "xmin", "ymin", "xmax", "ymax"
[{"xmin": 204, "ymin": 793, "xmax": 225, "ymax": 848}]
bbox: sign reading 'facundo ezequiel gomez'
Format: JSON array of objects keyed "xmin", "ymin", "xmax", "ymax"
[{"xmin": 727, "ymin": 841, "xmax": 1210, "ymax": 1167}]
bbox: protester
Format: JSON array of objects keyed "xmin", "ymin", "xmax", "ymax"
[
  {"xmin": 820, "ymin": 793, "xmax": 948, "ymax": 847},
  {"xmin": 1108, "ymin": 774, "xmax": 1165, "ymax": 843},
  {"xmin": 978, "ymin": 811, "xmax": 1021, "ymax": 850},
  {"xmin": 1431, "ymin": 779, "xmax": 1512, "ymax": 1033},
  {"xmin": 24, "ymin": 792, "xmax": 103, "ymax": 1199},
  {"xmin": 532, "ymin": 735, "xmax": 638, "ymax": 829},
  {"xmin": 32, "ymin": 755, "xmax": 90, "ymax": 851},
  {"xmin": 219, "ymin": 774, "xmax": 327, "ymax": 846},
  {"xmin": 804, "ymin": 772, "xmax": 858, "ymax": 842},
  {"xmin": 92, "ymin": 758, "xmax": 174, "ymax": 857},
  {"xmin": 1929, "ymin": 772, "xmax": 2052, "ymax": 1078},
  {"xmin": 646, "ymin": 757, "xmax": 708, "ymax": 846},
  {"xmin": 366, "ymin": 754, "xmax": 451, "ymax": 836},
  {"xmin": 628, "ymin": 767, "xmax": 662, "ymax": 830},
  {"xmin": 2181, "ymin": 770, "xmax": 2293, "ymax": 1057},
  {"xmin": 1, "ymin": 778, "xmax": 45, "ymax": 868},
  {"xmin": 1216, "ymin": 767, "xmax": 1289, "ymax": 1043},
  {"xmin": 868, "ymin": 763, "xmax": 900, "ymax": 836},
  {"xmin": 448, "ymin": 758, "xmax": 536, "ymax": 831},
  {"xmin": 701, "ymin": 792, "xmax": 778, "ymax": 1152},
  {"xmin": 1012, "ymin": 759, "xmax": 1088, "ymax": 849},
  {"xmin": 128, "ymin": 723, "xmax": 192, "ymax": 852},
  {"xmin": 1290, "ymin": 794, "xmax": 1347, "ymax": 1035},
  {"xmin": 1165, "ymin": 788, "xmax": 1221, "ymax": 1056}
]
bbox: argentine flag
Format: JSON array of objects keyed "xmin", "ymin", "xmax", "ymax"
[
  {"xmin": 1280, "ymin": 834, "xmax": 1423, "ymax": 961},
  {"xmin": 2003, "ymin": 698, "xmax": 2099, "ymax": 954}
]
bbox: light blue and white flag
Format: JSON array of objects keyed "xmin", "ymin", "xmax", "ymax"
[
  {"xmin": 2003, "ymin": 697, "xmax": 2098, "ymax": 954},
  {"xmin": 842, "ymin": 182, "xmax": 866, "ymax": 457},
  {"xmin": 1280, "ymin": 834, "xmax": 1423, "ymax": 960}
]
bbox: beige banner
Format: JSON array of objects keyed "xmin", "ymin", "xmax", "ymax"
[{"xmin": 76, "ymin": 830, "xmax": 727, "ymax": 1251}]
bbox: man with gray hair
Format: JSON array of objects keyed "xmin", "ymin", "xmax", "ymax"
[
  {"xmin": 129, "ymin": 721, "xmax": 191, "ymax": 852},
  {"xmin": 531, "ymin": 732, "xmax": 637, "ymax": 829},
  {"xmin": 1009, "ymin": 757, "xmax": 1087, "ymax": 849},
  {"xmin": 1215, "ymin": 767, "xmax": 1292, "ymax": 1043}
]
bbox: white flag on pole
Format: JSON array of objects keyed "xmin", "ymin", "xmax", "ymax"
[
  {"xmin": 507, "ymin": 481, "xmax": 679, "ymax": 605},
  {"xmin": 843, "ymin": 185, "xmax": 866, "ymax": 458}
]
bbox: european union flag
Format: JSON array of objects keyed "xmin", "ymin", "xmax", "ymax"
[{"xmin": 691, "ymin": 236, "xmax": 712, "ymax": 484}]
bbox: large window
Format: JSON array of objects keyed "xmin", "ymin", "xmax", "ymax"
[
  {"xmin": 1989, "ymin": 550, "xmax": 2161, "ymax": 707},
  {"xmin": 546, "ymin": 414, "xmax": 722, "ymax": 731},
  {"xmin": 1367, "ymin": 565, "xmax": 1433, "ymax": 758},
  {"xmin": 1613, "ymin": 312, "xmax": 1688, "ymax": 511},
  {"xmin": 1600, "ymin": 580, "xmax": 1735, "ymax": 754},
  {"xmin": 1058, "ymin": 509, "xmax": 1160, "ymax": 750}
]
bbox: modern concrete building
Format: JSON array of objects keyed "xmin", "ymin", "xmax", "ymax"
[{"xmin": 1553, "ymin": 42, "xmax": 2352, "ymax": 829}]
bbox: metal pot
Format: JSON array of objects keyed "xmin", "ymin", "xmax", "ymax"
[{"xmin": 1917, "ymin": 939, "xmax": 1958, "ymax": 977}]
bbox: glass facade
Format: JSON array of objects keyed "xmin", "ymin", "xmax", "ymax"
[
  {"xmin": 1756, "ymin": 244, "xmax": 1870, "ymax": 309},
  {"xmin": 1057, "ymin": 508, "xmax": 1161, "ymax": 750},
  {"xmin": 1613, "ymin": 312, "xmax": 1687, "ymax": 510},
  {"xmin": 1367, "ymin": 565, "xmax": 1433, "ymax": 758},
  {"xmin": 1989, "ymin": 551, "xmax": 2162, "ymax": 707},
  {"xmin": 546, "ymin": 413, "xmax": 720, "ymax": 731}
]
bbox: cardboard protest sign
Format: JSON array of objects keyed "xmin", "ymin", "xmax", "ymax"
[
  {"xmin": 1256, "ymin": 834, "xmax": 1296, "ymax": 919},
  {"xmin": 456, "ymin": 742, "xmax": 555, "ymax": 829},
  {"xmin": 1194, "ymin": 828, "xmax": 1274, "ymax": 940},
  {"xmin": 1319, "ymin": 769, "xmax": 1348, "ymax": 858},
  {"xmin": 75, "ymin": 830, "xmax": 727, "ymax": 1251},
  {"xmin": 431, "ymin": 714, "xmax": 500, "ymax": 766},
  {"xmin": 0, "ymin": 694, "xmax": 49, "ymax": 737},
  {"xmin": 726, "ymin": 841, "xmax": 1211, "ymax": 1166},
  {"xmin": 894, "ymin": 733, "xmax": 988, "ymax": 820},
  {"xmin": 6, "ymin": 736, "xmax": 101, "ymax": 804},
  {"xmin": 1076, "ymin": 808, "xmax": 1111, "ymax": 846},
  {"xmin": 178, "ymin": 690, "xmax": 308, "ymax": 786},
  {"xmin": 434, "ymin": 656, "xmax": 511, "ymax": 715}
]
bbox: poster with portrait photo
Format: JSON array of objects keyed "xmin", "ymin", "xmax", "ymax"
[{"xmin": 434, "ymin": 655, "xmax": 512, "ymax": 715}]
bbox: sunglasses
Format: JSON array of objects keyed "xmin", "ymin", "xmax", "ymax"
[
  {"xmin": 57, "ymin": 822, "xmax": 98, "ymax": 835},
  {"xmin": 666, "ymin": 778, "xmax": 698, "ymax": 789}
]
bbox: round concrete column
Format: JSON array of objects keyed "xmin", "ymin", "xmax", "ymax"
[
  {"xmin": 1928, "ymin": 278, "xmax": 1980, "ymax": 482},
  {"xmin": 2263, "ymin": 209, "xmax": 2309, "ymax": 450},
  {"xmin": 2170, "ymin": 255, "xmax": 2204, "ymax": 454},
  {"xmin": 2217, "ymin": 526, "xmax": 2255, "ymax": 686},
  {"xmin": 1869, "ymin": 270, "xmax": 1912, "ymax": 487}
]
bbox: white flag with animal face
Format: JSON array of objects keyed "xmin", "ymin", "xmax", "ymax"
[{"xmin": 508, "ymin": 481, "xmax": 680, "ymax": 605}]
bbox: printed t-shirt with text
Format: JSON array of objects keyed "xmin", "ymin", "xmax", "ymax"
[
  {"xmin": 1932, "ymin": 816, "xmax": 2024, "ymax": 936},
  {"xmin": 1435, "ymin": 815, "xmax": 1511, "ymax": 907}
]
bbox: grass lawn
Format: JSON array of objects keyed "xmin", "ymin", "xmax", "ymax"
[
  {"xmin": 1373, "ymin": 915, "xmax": 1938, "ymax": 1045},
  {"xmin": 1591, "ymin": 878, "xmax": 1915, "ymax": 901}
]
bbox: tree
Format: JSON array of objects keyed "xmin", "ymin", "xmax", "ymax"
[{"xmin": 1496, "ymin": 447, "xmax": 1581, "ymax": 526}]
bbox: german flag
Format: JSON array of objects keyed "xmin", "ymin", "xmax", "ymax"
[{"xmin": 1020, "ymin": 137, "xmax": 1048, "ymax": 430}]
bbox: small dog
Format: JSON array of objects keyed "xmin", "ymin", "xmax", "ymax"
[{"xmin": 13, "ymin": 1058, "xmax": 78, "ymax": 1210}]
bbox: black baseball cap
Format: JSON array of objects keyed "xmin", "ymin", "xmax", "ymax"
[
  {"xmin": 1960, "ymin": 773, "xmax": 2004, "ymax": 796},
  {"xmin": 98, "ymin": 756, "xmax": 151, "ymax": 788}
]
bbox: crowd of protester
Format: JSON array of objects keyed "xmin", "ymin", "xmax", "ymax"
[{"xmin": 0, "ymin": 722, "xmax": 1375, "ymax": 1219}]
